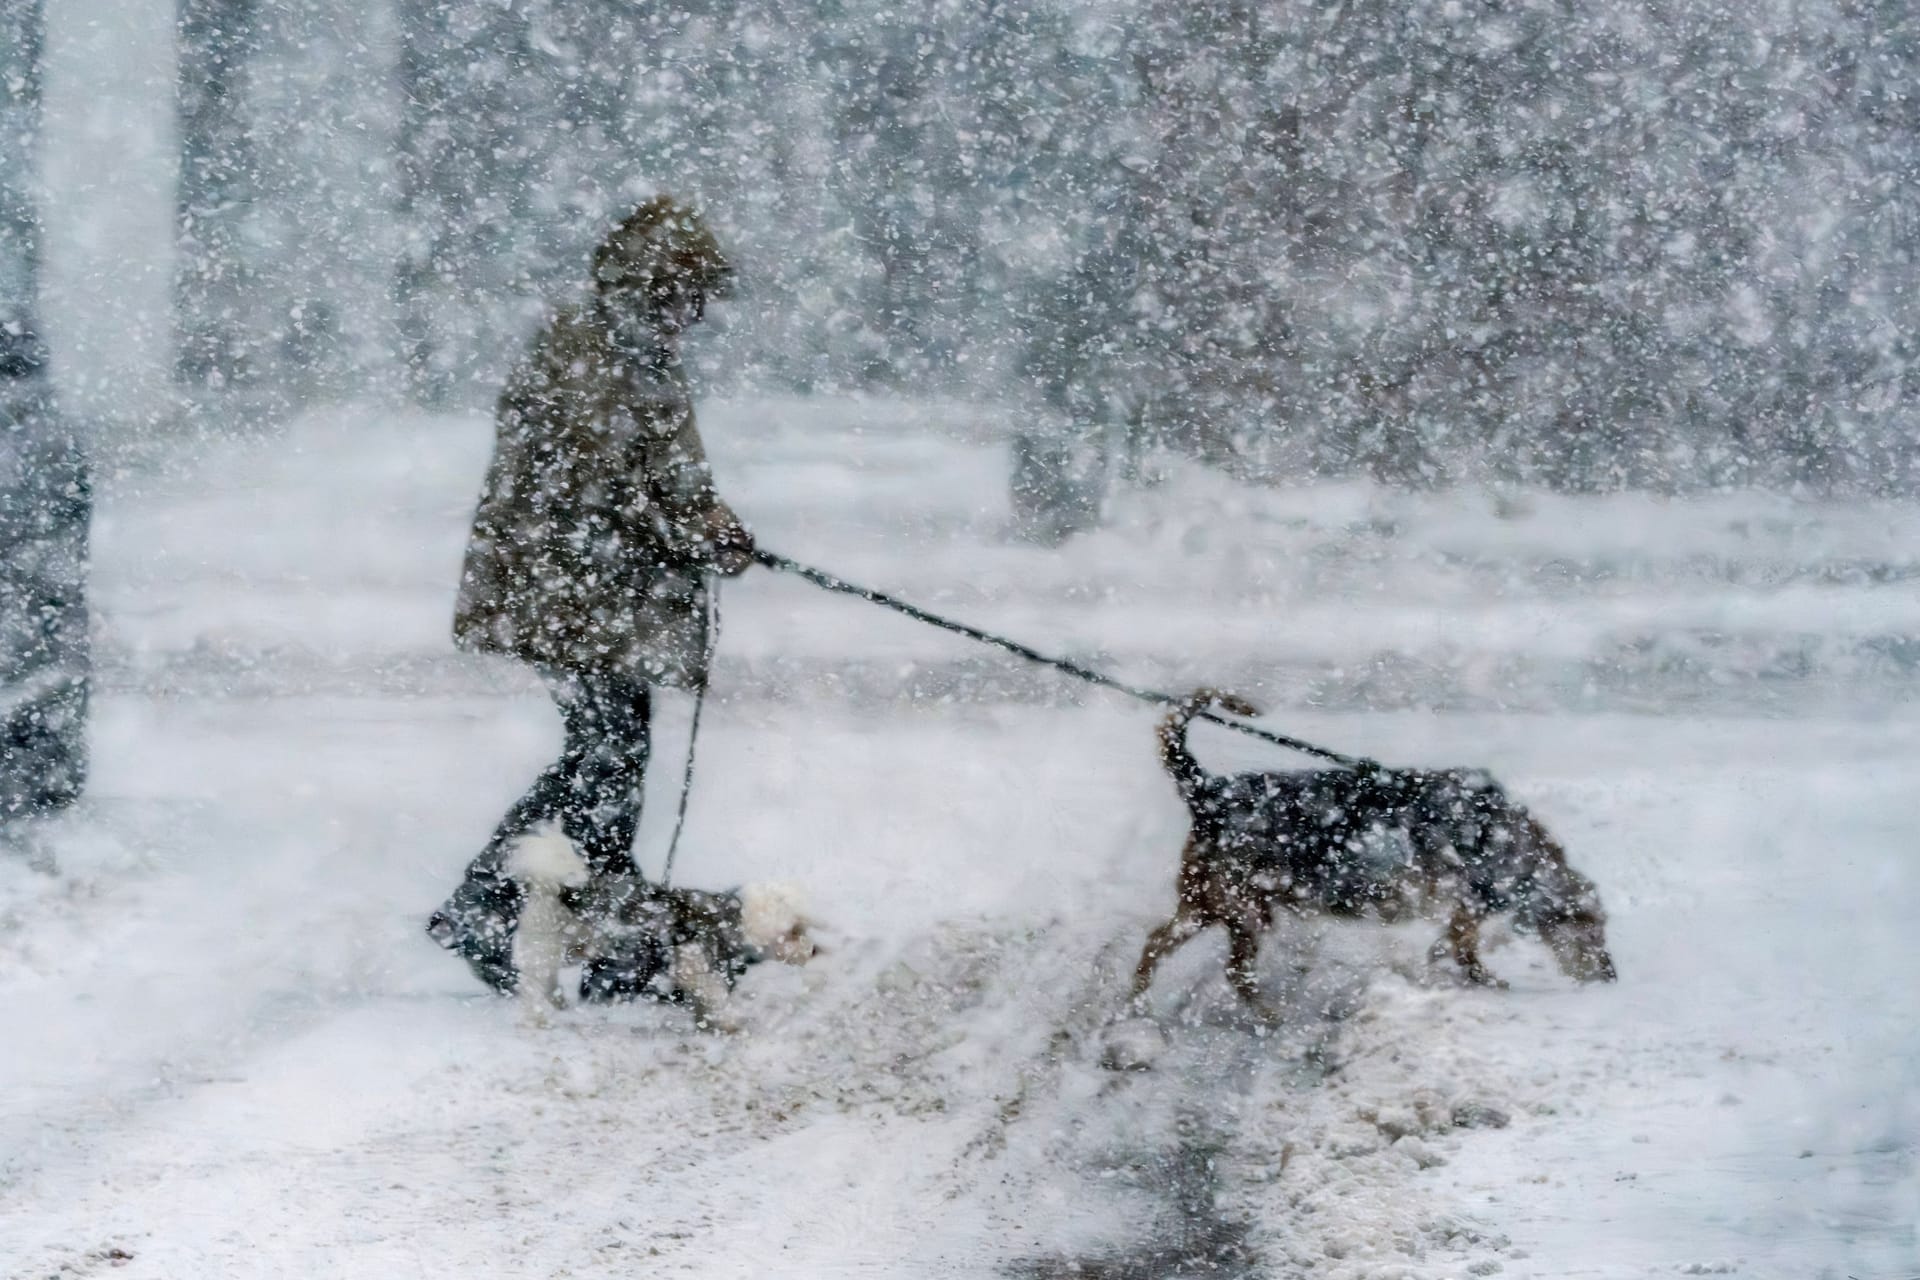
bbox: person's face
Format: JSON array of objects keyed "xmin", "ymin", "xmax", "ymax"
[
  {"xmin": 601, "ymin": 275, "xmax": 706, "ymax": 345},
  {"xmin": 650, "ymin": 278, "xmax": 707, "ymax": 336}
]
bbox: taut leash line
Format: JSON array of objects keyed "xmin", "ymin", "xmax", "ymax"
[{"xmin": 752, "ymin": 548, "xmax": 1375, "ymax": 771}]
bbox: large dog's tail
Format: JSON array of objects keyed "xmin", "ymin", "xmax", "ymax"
[{"xmin": 1157, "ymin": 688, "xmax": 1261, "ymax": 804}]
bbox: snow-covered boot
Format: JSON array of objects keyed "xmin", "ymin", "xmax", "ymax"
[{"xmin": 426, "ymin": 872, "xmax": 522, "ymax": 994}]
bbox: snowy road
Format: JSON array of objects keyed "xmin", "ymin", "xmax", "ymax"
[{"xmin": 3, "ymin": 402, "xmax": 1916, "ymax": 1277}]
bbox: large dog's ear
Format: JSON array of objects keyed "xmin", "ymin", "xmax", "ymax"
[
  {"xmin": 1215, "ymin": 691, "xmax": 1262, "ymax": 719},
  {"xmin": 1186, "ymin": 688, "xmax": 1262, "ymax": 719}
]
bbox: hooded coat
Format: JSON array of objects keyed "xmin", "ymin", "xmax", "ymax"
[{"xmin": 452, "ymin": 202, "xmax": 745, "ymax": 687}]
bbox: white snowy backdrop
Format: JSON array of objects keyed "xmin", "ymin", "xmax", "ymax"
[
  {"xmin": 0, "ymin": 398, "xmax": 1914, "ymax": 1276},
  {"xmin": 0, "ymin": 0, "xmax": 1917, "ymax": 1276}
]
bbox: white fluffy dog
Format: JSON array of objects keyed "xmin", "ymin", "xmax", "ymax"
[
  {"xmin": 504, "ymin": 824, "xmax": 595, "ymax": 1021},
  {"xmin": 503, "ymin": 823, "xmax": 818, "ymax": 1030}
]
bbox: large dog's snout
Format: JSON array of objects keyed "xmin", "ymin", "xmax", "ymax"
[{"xmin": 1567, "ymin": 948, "xmax": 1618, "ymax": 983}]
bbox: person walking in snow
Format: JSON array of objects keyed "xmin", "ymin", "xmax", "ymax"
[{"xmin": 428, "ymin": 196, "xmax": 754, "ymax": 993}]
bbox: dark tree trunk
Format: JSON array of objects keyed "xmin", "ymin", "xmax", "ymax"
[{"xmin": 0, "ymin": 0, "xmax": 87, "ymax": 825}]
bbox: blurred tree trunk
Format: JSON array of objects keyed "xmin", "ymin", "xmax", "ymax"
[
  {"xmin": 0, "ymin": 0, "xmax": 39, "ymax": 326},
  {"xmin": 0, "ymin": 0, "xmax": 88, "ymax": 827},
  {"xmin": 174, "ymin": 0, "xmax": 260, "ymax": 389}
]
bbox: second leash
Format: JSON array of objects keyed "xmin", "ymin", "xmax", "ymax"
[{"xmin": 659, "ymin": 571, "xmax": 719, "ymax": 888}]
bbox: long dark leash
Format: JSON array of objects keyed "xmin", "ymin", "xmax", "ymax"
[
  {"xmin": 751, "ymin": 548, "xmax": 1376, "ymax": 771},
  {"xmin": 659, "ymin": 572, "xmax": 717, "ymax": 888}
]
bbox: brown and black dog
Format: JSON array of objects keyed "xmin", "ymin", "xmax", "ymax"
[{"xmin": 1130, "ymin": 691, "xmax": 1615, "ymax": 1017}]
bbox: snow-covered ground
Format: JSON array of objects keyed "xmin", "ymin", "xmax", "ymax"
[{"xmin": 2, "ymin": 399, "xmax": 1915, "ymax": 1278}]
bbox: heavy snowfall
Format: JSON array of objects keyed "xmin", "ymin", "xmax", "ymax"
[{"xmin": 2, "ymin": 2, "xmax": 1917, "ymax": 1278}]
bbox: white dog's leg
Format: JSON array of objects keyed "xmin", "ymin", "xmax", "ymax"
[
  {"xmin": 504, "ymin": 824, "xmax": 590, "ymax": 1024},
  {"xmin": 513, "ymin": 890, "xmax": 573, "ymax": 1022}
]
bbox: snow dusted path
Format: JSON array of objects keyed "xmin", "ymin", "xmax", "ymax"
[{"xmin": 2, "ymin": 402, "xmax": 1916, "ymax": 1277}]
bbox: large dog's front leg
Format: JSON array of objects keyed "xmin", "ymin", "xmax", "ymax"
[
  {"xmin": 1432, "ymin": 901, "xmax": 1505, "ymax": 988},
  {"xmin": 1223, "ymin": 917, "xmax": 1278, "ymax": 1021},
  {"xmin": 1129, "ymin": 910, "xmax": 1204, "ymax": 1008}
]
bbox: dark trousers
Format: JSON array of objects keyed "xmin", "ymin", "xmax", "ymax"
[
  {"xmin": 429, "ymin": 669, "xmax": 653, "ymax": 988},
  {"xmin": 483, "ymin": 669, "xmax": 653, "ymax": 877}
]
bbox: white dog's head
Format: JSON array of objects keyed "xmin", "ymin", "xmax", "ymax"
[
  {"xmin": 503, "ymin": 823, "xmax": 591, "ymax": 893},
  {"xmin": 736, "ymin": 881, "xmax": 818, "ymax": 966}
]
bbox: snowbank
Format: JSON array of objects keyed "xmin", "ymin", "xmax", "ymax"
[{"xmin": 2, "ymin": 400, "xmax": 1914, "ymax": 1276}]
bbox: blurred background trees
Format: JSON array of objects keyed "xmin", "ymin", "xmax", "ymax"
[
  {"xmin": 4, "ymin": 0, "xmax": 1913, "ymax": 806},
  {"xmin": 25, "ymin": 0, "xmax": 1920, "ymax": 498},
  {"xmin": 1, "ymin": 0, "xmax": 41, "ymax": 351}
]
